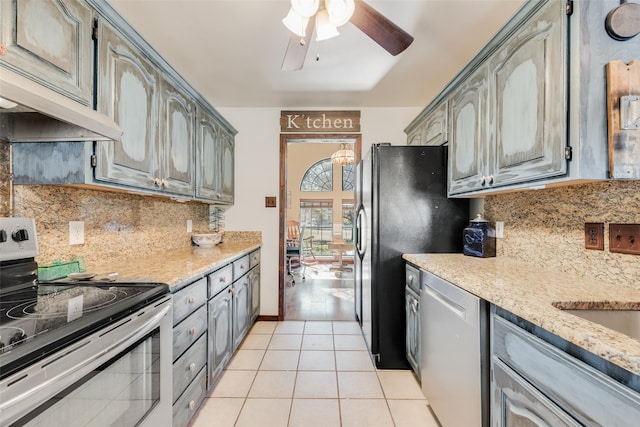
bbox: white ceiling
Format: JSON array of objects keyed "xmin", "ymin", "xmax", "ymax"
[{"xmin": 108, "ymin": 0, "xmax": 526, "ymax": 108}]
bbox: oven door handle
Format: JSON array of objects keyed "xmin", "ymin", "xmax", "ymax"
[{"xmin": 0, "ymin": 300, "xmax": 171, "ymax": 425}]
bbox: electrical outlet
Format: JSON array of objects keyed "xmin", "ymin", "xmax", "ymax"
[
  {"xmin": 69, "ymin": 221, "xmax": 84, "ymax": 245},
  {"xmin": 584, "ymin": 223, "xmax": 604, "ymax": 250},
  {"xmin": 186, "ymin": 219, "xmax": 193, "ymax": 233},
  {"xmin": 609, "ymin": 223, "xmax": 640, "ymax": 255},
  {"xmin": 495, "ymin": 221, "xmax": 504, "ymax": 238}
]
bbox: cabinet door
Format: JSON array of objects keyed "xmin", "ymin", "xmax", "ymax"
[
  {"xmin": 208, "ymin": 285, "xmax": 233, "ymax": 387},
  {"xmin": 195, "ymin": 111, "xmax": 222, "ymax": 201},
  {"xmin": 249, "ymin": 266, "xmax": 260, "ymax": 324},
  {"xmin": 0, "ymin": 0, "xmax": 93, "ymax": 105},
  {"xmin": 159, "ymin": 77, "xmax": 195, "ymax": 196},
  {"xmin": 448, "ymin": 65, "xmax": 489, "ymax": 195},
  {"xmin": 421, "ymin": 101, "xmax": 448, "ymax": 146},
  {"xmin": 490, "ymin": 0, "xmax": 567, "ymax": 187},
  {"xmin": 232, "ymin": 277, "xmax": 250, "ymax": 351},
  {"xmin": 218, "ymin": 131, "xmax": 235, "ymax": 204},
  {"xmin": 95, "ymin": 20, "xmax": 159, "ymax": 189},
  {"xmin": 405, "ymin": 288, "xmax": 420, "ymax": 376},
  {"xmin": 492, "ymin": 358, "xmax": 581, "ymax": 427}
]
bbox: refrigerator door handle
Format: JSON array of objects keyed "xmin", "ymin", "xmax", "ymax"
[{"xmin": 355, "ymin": 206, "xmax": 367, "ymax": 257}]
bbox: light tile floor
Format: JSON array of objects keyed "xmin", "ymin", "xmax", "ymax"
[{"xmin": 190, "ymin": 320, "xmax": 440, "ymax": 427}]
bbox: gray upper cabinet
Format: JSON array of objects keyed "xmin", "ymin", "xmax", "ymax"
[
  {"xmin": 95, "ymin": 20, "xmax": 195, "ymax": 197},
  {"xmin": 196, "ymin": 108, "xmax": 234, "ymax": 204},
  {"xmin": 0, "ymin": 0, "xmax": 93, "ymax": 105},
  {"xmin": 11, "ymin": 0, "xmax": 235, "ymax": 204},
  {"xmin": 409, "ymin": 0, "xmax": 640, "ymax": 197},
  {"xmin": 488, "ymin": 0, "xmax": 566, "ymax": 190},
  {"xmin": 449, "ymin": 0, "xmax": 566, "ymax": 196},
  {"xmin": 448, "ymin": 65, "xmax": 489, "ymax": 194},
  {"xmin": 158, "ymin": 77, "xmax": 196, "ymax": 196},
  {"xmin": 405, "ymin": 100, "xmax": 448, "ymax": 147},
  {"xmin": 95, "ymin": 19, "xmax": 159, "ymax": 190}
]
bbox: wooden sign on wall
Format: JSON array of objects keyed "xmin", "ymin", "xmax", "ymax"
[{"xmin": 280, "ymin": 111, "xmax": 360, "ymax": 133}]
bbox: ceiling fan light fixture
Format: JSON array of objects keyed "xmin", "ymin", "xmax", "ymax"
[
  {"xmin": 283, "ymin": 8, "xmax": 310, "ymax": 37},
  {"xmin": 315, "ymin": 9, "xmax": 339, "ymax": 41},
  {"xmin": 290, "ymin": 0, "xmax": 320, "ymax": 18},
  {"xmin": 325, "ymin": 0, "xmax": 355, "ymax": 27}
]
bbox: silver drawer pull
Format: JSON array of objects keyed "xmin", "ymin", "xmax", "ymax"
[
  {"xmin": 187, "ymin": 297, "xmax": 195, "ymax": 304},
  {"xmin": 189, "ymin": 400, "xmax": 196, "ymax": 410},
  {"xmin": 190, "ymin": 328, "xmax": 197, "ymax": 335},
  {"xmin": 189, "ymin": 363, "xmax": 196, "ymax": 372},
  {"xmin": 220, "ymin": 277, "xmax": 226, "ymax": 283}
]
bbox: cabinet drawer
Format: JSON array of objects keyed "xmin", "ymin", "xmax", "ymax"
[
  {"xmin": 492, "ymin": 314, "xmax": 640, "ymax": 425},
  {"xmin": 405, "ymin": 264, "xmax": 419, "ymax": 293},
  {"xmin": 173, "ymin": 334, "xmax": 207, "ymax": 402},
  {"xmin": 233, "ymin": 255, "xmax": 250, "ymax": 280},
  {"xmin": 208, "ymin": 264, "xmax": 233, "ymax": 298},
  {"xmin": 250, "ymin": 250, "xmax": 260, "ymax": 268},
  {"xmin": 172, "ymin": 367, "xmax": 207, "ymax": 427},
  {"xmin": 173, "ymin": 278, "xmax": 207, "ymax": 325},
  {"xmin": 173, "ymin": 305, "xmax": 207, "ymax": 361}
]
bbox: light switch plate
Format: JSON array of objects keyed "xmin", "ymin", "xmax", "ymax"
[{"xmin": 265, "ymin": 196, "xmax": 277, "ymax": 208}]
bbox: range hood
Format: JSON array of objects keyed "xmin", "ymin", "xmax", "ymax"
[{"xmin": 0, "ymin": 69, "xmax": 122, "ymax": 143}]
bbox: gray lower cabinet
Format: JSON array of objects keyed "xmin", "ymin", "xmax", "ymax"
[
  {"xmin": 171, "ymin": 249, "xmax": 260, "ymax": 427},
  {"xmin": 208, "ymin": 285, "xmax": 233, "ymax": 387},
  {"xmin": 233, "ymin": 274, "xmax": 251, "ymax": 351},
  {"xmin": 171, "ymin": 278, "xmax": 208, "ymax": 427},
  {"xmin": 491, "ymin": 311, "xmax": 640, "ymax": 426}
]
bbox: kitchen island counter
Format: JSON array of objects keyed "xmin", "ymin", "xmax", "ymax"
[
  {"xmin": 85, "ymin": 238, "xmax": 261, "ymax": 291},
  {"xmin": 404, "ymin": 253, "xmax": 640, "ymax": 377}
]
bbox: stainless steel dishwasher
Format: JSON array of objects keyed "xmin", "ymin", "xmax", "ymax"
[{"xmin": 420, "ymin": 269, "xmax": 489, "ymax": 427}]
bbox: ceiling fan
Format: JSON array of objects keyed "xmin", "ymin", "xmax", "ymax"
[{"xmin": 281, "ymin": 0, "xmax": 414, "ymax": 71}]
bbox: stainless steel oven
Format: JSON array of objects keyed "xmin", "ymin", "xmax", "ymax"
[{"xmin": 0, "ymin": 218, "xmax": 172, "ymax": 427}]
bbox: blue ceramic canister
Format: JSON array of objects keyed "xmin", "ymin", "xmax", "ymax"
[{"xmin": 463, "ymin": 214, "xmax": 496, "ymax": 258}]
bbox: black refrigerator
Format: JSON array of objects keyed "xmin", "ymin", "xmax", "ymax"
[{"xmin": 354, "ymin": 143, "xmax": 469, "ymax": 369}]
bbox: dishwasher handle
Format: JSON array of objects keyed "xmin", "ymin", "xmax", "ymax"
[
  {"xmin": 424, "ymin": 285, "xmax": 466, "ymax": 320},
  {"xmin": 422, "ymin": 273, "xmax": 480, "ymax": 324}
]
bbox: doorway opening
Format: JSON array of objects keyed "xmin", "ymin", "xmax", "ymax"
[{"xmin": 278, "ymin": 134, "xmax": 361, "ymax": 321}]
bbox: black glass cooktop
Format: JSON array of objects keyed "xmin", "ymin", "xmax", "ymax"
[{"xmin": 0, "ymin": 281, "xmax": 169, "ymax": 380}]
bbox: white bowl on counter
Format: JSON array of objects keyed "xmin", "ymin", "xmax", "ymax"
[{"xmin": 192, "ymin": 233, "xmax": 222, "ymax": 247}]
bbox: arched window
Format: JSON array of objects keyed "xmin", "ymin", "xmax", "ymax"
[{"xmin": 300, "ymin": 158, "xmax": 333, "ymax": 191}]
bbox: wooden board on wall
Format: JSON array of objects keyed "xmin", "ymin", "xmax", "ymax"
[
  {"xmin": 280, "ymin": 111, "xmax": 360, "ymax": 133},
  {"xmin": 607, "ymin": 59, "xmax": 640, "ymax": 179}
]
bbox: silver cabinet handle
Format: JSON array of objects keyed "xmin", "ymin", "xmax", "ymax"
[
  {"xmin": 187, "ymin": 297, "xmax": 195, "ymax": 304},
  {"xmin": 189, "ymin": 363, "xmax": 196, "ymax": 372},
  {"xmin": 189, "ymin": 400, "xmax": 196, "ymax": 410}
]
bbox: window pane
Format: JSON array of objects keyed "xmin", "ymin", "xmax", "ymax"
[
  {"xmin": 300, "ymin": 159, "xmax": 333, "ymax": 191},
  {"xmin": 300, "ymin": 200, "xmax": 333, "ymax": 256},
  {"xmin": 341, "ymin": 200, "xmax": 355, "ymax": 243},
  {"xmin": 342, "ymin": 164, "xmax": 354, "ymax": 191}
]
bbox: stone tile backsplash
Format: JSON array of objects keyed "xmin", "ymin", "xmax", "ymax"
[
  {"xmin": 12, "ymin": 185, "xmax": 210, "ymax": 266},
  {"xmin": 484, "ymin": 180, "xmax": 640, "ymax": 286}
]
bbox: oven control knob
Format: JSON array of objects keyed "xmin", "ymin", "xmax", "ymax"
[
  {"xmin": 0, "ymin": 229, "xmax": 6, "ymax": 243},
  {"xmin": 11, "ymin": 228, "xmax": 29, "ymax": 242}
]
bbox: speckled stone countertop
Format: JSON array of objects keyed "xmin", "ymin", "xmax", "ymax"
[
  {"xmin": 403, "ymin": 253, "xmax": 640, "ymax": 376},
  {"xmin": 81, "ymin": 240, "xmax": 261, "ymax": 291}
]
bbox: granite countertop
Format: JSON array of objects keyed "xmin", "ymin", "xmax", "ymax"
[
  {"xmin": 403, "ymin": 253, "xmax": 640, "ymax": 376},
  {"xmin": 83, "ymin": 240, "xmax": 261, "ymax": 290}
]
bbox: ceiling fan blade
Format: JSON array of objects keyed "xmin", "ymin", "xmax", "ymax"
[
  {"xmin": 350, "ymin": 0, "xmax": 414, "ymax": 56},
  {"xmin": 282, "ymin": 18, "xmax": 316, "ymax": 71}
]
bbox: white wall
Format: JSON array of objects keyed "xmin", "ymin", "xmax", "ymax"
[{"xmin": 219, "ymin": 107, "xmax": 421, "ymax": 316}]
